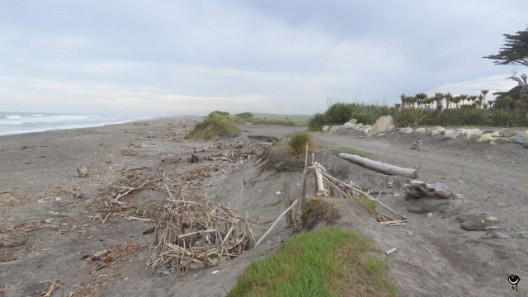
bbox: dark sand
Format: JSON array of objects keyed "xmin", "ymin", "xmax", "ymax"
[{"xmin": 1, "ymin": 118, "xmax": 528, "ymax": 296}]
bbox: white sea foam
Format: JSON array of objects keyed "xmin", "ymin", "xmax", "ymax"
[{"xmin": 0, "ymin": 112, "xmax": 154, "ymax": 136}]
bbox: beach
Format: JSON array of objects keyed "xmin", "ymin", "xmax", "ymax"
[{"xmin": 1, "ymin": 117, "xmax": 528, "ymax": 296}]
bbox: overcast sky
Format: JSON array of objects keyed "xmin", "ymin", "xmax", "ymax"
[{"xmin": 1, "ymin": 0, "xmax": 527, "ymax": 115}]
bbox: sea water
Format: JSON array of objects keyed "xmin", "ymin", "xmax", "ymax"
[{"xmin": 0, "ymin": 112, "xmax": 152, "ymax": 136}]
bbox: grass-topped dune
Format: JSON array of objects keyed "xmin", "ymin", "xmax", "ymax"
[
  {"xmin": 227, "ymin": 227, "xmax": 397, "ymax": 297},
  {"xmin": 186, "ymin": 111, "xmax": 309, "ymax": 140}
]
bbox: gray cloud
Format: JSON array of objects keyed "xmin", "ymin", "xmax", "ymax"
[{"xmin": 0, "ymin": 0, "xmax": 527, "ymax": 114}]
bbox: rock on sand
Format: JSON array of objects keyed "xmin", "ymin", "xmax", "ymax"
[
  {"xmin": 367, "ymin": 115, "xmax": 394, "ymax": 137},
  {"xmin": 399, "ymin": 127, "xmax": 413, "ymax": 134},
  {"xmin": 415, "ymin": 127, "xmax": 426, "ymax": 133},
  {"xmin": 466, "ymin": 129, "xmax": 483, "ymax": 141},
  {"xmin": 510, "ymin": 135, "xmax": 527, "ymax": 145},
  {"xmin": 431, "ymin": 126, "xmax": 445, "ymax": 136},
  {"xmin": 477, "ymin": 134, "xmax": 495, "ymax": 143},
  {"xmin": 444, "ymin": 129, "xmax": 459, "ymax": 139}
]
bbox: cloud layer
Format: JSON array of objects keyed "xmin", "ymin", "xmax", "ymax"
[{"xmin": 1, "ymin": 0, "xmax": 527, "ymax": 115}]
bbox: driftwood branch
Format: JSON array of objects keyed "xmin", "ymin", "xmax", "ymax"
[
  {"xmin": 338, "ymin": 153, "xmax": 418, "ymax": 178},
  {"xmin": 256, "ymin": 198, "xmax": 299, "ymax": 247}
]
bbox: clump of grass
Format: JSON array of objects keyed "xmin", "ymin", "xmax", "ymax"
[
  {"xmin": 227, "ymin": 227, "xmax": 397, "ymax": 297},
  {"xmin": 186, "ymin": 113, "xmax": 240, "ymax": 140},
  {"xmin": 208, "ymin": 111, "xmax": 230, "ymax": 117},
  {"xmin": 288, "ymin": 131, "xmax": 317, "ymax": 155},
  {"xmin": 234, "ymin": 112, "xmax": 254, "ymax": 119},
  {"xmin": 308, "ymin": 113, "xmax": 328, "ymax": 131},
  {"xmin": 393, "ymin": 107, "xmax": 424, "ymax": 127}
]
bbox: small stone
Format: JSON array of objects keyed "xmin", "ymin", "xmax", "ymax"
[
  {"xmin": 427, "ymin": 212, "xmax": 433, "ymax": 217},
  {"xmin": 477, "ymin": 134, "xmax": 494, "ymax": 143},
  {"xmin": 510, "ymin": 135, "xmax": 527, "ymax": 145},
  {"xmin": 431, "ymin": 126, "xmax": 445, "ymax": 136},
  {"xmin": 275, "ymin": 191, "xmax": 281, "ymax": 195},
  {"xmin": 466, "ymin": 129, "xmax": 483, "ymax": 141},
  {"xmin": 44, "ymin": 218, "xmax": 54, "ymax": 224},
  {"xmin": 399, "ymin": 127, "xmax": 413, "ymax": 134},
  {"xmin": 485, "ymin": 216, "xmax": 498, "ymax": 222},
  {"xmin": 444, "ymin": 129, "xmax": 459, "ymax": 139},
  {"xmin": 160, "ymin": 270, "xmax": 170, "ymax": 275},
  {"xmin": 211, "ymin": 270, "xmax": 220, "ymax": 275},
  {"xmin": 487, "ymin": 231, "xmax": 510, "ymax": 239},
  {"xmin": 415, "ymin": 127, "xmax": 426, "ymax": 133}
]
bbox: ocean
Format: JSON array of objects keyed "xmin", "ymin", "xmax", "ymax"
[{"xmin": 0, "ymin": 112, "xmax": 153, "ymax": 136}]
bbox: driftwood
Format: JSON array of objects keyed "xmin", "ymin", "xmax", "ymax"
[
  {"xmin": 306, "ymin": 163, "xmax": 408, "ymax": 224},
  {"xmin": 338, "ymin": 153, "xmax": 418, "ymax": 178},
  {"xmin": 147, "ymin": 187, "xmax": 254, "ymax": 271}
]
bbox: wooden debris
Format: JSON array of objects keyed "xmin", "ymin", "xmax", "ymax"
[
  {"xmin": 40, "ymin": 280, "xmax": 59, "ymax": 297},
  {"xmin": 338, "ymin": 153, "xmax": 418, "ymax": 178},
  {"xmin": 147, "ymin": 186, "xmax": 254, "ymax": 271}
]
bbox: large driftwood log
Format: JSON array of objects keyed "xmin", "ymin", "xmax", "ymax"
[{"xmin": 338, "ymin": 153, "xmax": 417, "ymax": 178}]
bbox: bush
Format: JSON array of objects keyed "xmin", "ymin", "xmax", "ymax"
[
  {"xmin": 234, "ymin": 112, "xmax": 253, "ymax": 119},
  {"xmin": 393, "ymin": 108, "xmax": 423, "ymax": 127},
  {"xmin": 208, "ymin": 111, "xmax": 230, "ymax": 118},
  {"xmin": 186, "ymin": 114, "xmax": 240, "ymax": 140},
  {"xmin": 324, "ymin": 103, "xmax": 353, "ymax": 124},
  {"xmin": 288, "ymin": 131, "xmax": 317, "ymax": 155},
  {"xmin": 308, "ymin": 113, "xmax": 327, "ymax": 131}
]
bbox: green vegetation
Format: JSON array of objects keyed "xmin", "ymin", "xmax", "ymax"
[
  {"xmin": 484, "ymin": 27, "xmax": 528, "ymax": 112},
  {"xmin": 186, "ymin": 113, "xmax": 240, "ymax": 140},
  {"xmin": 288, "ymin": 131, "xmax": 317, "ymax": 155},
  {"xmin": 245, "ymin": 117, "xmax": 295, "ymax": 126},
  {"xmin": 309, "ymin": 95, "xmax": 528, "ymax": 131},
  {"xmin": 227, "ymin": 227, "xmax": 397, "ymax": 297}
]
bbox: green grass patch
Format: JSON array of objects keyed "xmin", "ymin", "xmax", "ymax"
[
  {"xmin": 186, "ymin": 113, "xmax": 240, "ymax": 140},
  {"xmin": 310, "ymin": 101, "xmax": 528, "ymax": 128},
  {"xmin": 288, "ymin": 131, "xmax": 317, "ymax": 155},
  {"xmin": 227, "ymin": 227, "xmax": 397, "ymax": 297}
]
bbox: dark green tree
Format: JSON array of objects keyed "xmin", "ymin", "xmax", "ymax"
[{"xmin": 484, "ymin": 27, "xmax": 528, "ymax": 67}]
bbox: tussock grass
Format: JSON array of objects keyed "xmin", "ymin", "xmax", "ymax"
[
  {"xmin": 288, "ymin": 131, "xmax": 317, "ymax": 155},
  {"xmin": 227, "ymin": 227, "xmax": 397, "ymax": 297},
  {"xmin": 186, "ymin": 113, "xmax": 240, "ymax": 140}
]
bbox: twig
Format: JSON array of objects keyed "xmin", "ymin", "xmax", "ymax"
[
  {"xmin": 256, "ymin": 198, "xmax": 299, "ymax": 247},
  {"xmin": 126, "ymin": 216, "xmax": 154, "ymax": 222}
]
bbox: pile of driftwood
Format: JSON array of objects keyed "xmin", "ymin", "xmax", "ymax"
[{"xmin": 147, "ymin": 186, "xmax": 255, "ymax": 272}]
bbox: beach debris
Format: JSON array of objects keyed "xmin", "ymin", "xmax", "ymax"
[
  {"xmin": 485, "ymin": 231, "xmax": 510, "ymax": 239},
  {"xmin": 21, "ymin": 145, "xmax": 48, "ymax": 150},
  {"xmin": 40, "ymin": 280, "xmax": 60, "ymax": 297},
  {"xmin": 211, "ymin": 270, "xmax": 220, "ymax": 275},
  {"xmin": 458, "ymin": 214, "xmax": 499, "ymax": 231},
  {"xmin": 147, "ymin": 186, "xmax": 255, "ymax": 272},
  {"xmin": 338, "ymin": 153, "xmax": 418, "ymax": 178},
  {"xmin": 189, "ymin": 154, "xmax": 200, "ymax": 163},
  {"xmin": 404, "ymin": 180, "xmax": 453, "ymax": 200},
  {"xmin": 81, "ymin": 249, "xmax": 110, "ymax": 262},
  {"xmin": 385, "ymin": 248, "xmax": 397, "ymax": 255},
  {"xmin": 77, "ymin": 166, "xmax": 88, "ymax": 178}
]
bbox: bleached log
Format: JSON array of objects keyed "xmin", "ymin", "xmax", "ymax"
[
  {"xmin": 314, "ymin": 167, "xmax": 327, "ymax": 197},
  {"xmin": 338, "ymin": 153, "xmax": 417, "ymax": 178}
]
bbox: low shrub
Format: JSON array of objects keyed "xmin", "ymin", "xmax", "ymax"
[
  {"xmin": 288, "ymin": 131, "xmax": 317, "ymax": 155},
  {"xmin": 186, "ymin": 114, "xmax": 240, "ymax": 140}
]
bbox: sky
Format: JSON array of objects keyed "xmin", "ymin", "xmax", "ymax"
[{"xmin": 1, "ymin": 0, "xmax": 527, "ymax": 116}]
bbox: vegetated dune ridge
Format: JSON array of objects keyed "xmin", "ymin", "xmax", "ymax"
[{"xmin": 0, "ymin": 117, "xmax": 526, "ymax": 296}]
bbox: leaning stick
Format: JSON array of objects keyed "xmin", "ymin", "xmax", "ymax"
[{"xmin": 255, "ymin": 198, "xmax": 299, "ymax": 247}]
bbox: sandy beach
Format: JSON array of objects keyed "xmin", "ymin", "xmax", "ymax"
[{"xmin": 1, "ymin": 117, "xmax": 528, "ymax": 296}]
